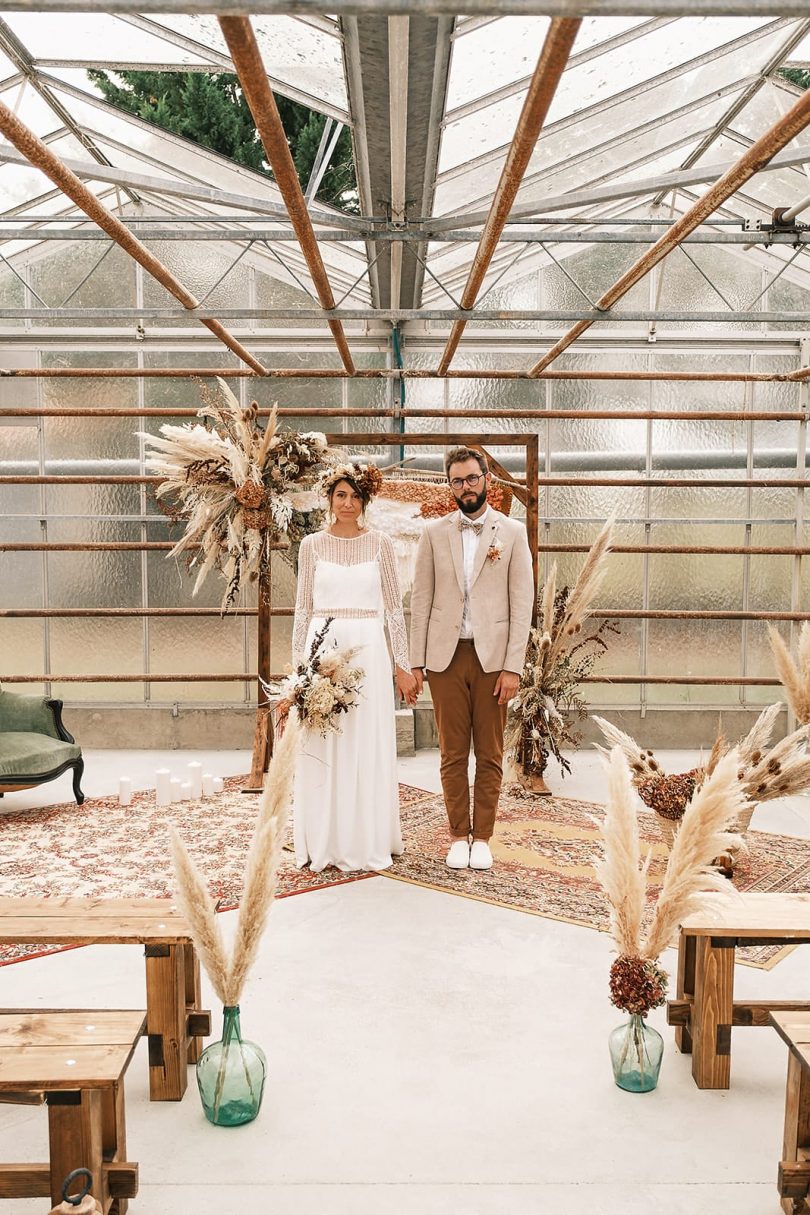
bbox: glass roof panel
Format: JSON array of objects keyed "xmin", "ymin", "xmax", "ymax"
[
  {"xmin": 152, "ymin": 16, "xmax": 348, "ymax": 115},
  {"xmin": 0, "ymin": 77, "xmax": 63, "ymax": 138},
  {"xmin": 0, "ymin": 15, "xmax": 211, "ymax": 66},
  {"xmin": 439, "ymin": 17, "xmax": 776, "ymax": 176},
  {"xmin": 446, "ymin": 17, "xmax": 655, "ymax": 114},
  {"xmin": 0, "ymin": 48, "xmax": 15, "ymax": 82}
]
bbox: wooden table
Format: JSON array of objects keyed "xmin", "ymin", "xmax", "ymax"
[
  {"xmin": 666, "ymin": 892, "xmax": 810, "ymax": 1089},
  {"xmin": 0, "ymin": 1008, "xmax": 144, "ymax": 1213},
  {"xmin": 770, "ymin": 1012, "xmax": 810, "ymax": 1215},
  {"xmin": 0, "ymin": 897, "xmax": 211, "ymax": 1101}
]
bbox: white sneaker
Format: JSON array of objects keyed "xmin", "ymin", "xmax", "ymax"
[
  {"xmin": 469, "ymin": 841, "xmax": 493, "ymax": 870},
  {"xmin": 446, "ymin": 839, "xmax": 471, "ymax": 869}
]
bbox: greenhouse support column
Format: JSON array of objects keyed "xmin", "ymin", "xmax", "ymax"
[
  {"xmin": 219, "ymin": 16, "xmax": 356, "ymax": 376},
  {"xmin": 0, "ymin": 100, "xmax": 267, "ymax": 376},
  {"xmin": 436, "ymin": 17, "xmax": 581, "ymax": 375},
  {"xmin": 526, "ymin": 434, "xmax": 540, "ymax": 621},
  {"xmin": 528, "ymin": 84, "xmax": 810, "ymax": 375}
]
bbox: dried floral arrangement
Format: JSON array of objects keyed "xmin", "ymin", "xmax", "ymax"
[
  {"xmin": 170, "ymin": 712, "xmax": 300, "ymax": 1012},
  {"xmin": 595, "ymin": 746, "xmax": 746, "ymax": 1018},
  {"xmin": 594, "ymin": 706, "xmax": 810, "ymax": 864},
  {"xmin": 505, "ymin": 517, "xmax": 617, "ymax": 780},
  {"xmin": 270, "ymin": 619, "xmax": 364, "ymax": 737},
  {"xmin": 768, "ymin": 621, "xmax": 810, "ymax": 725},
  {"xmin": 141, "ymin": 378, "xmax": 329, "ymax": 610}
]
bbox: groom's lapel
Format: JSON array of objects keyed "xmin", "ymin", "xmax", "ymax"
[
  {"xmin": 447, "ymin": 516, "xmax": 465, "ymax": 595},
  {"xmin": 471, "ymin": 515, "xmax": 498, "ymax": 586}
]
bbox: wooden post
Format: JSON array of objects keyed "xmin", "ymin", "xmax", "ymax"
[
  {"xmin": 144, "ymin": 944, "xmax": 187, "ymax": 1101},
  {"xmin": 244, "ymin": 543, "xmax": 274, "ymax": 793},
  {"xmin": 674, "ymin": 931, "xmax": 697, "ymax": 1055},
  {"xmin": 525, "ymin": 432, "xmax": 540, "ymax": 621},
  {"xmin": 183, "ymin": 944, "xmax": 204, "ymax": 1064},
  {"xmin": 690, "ymin": 937, "xmax": 735, "ymax": 1089},
  {"xmin": 47, "ymin": 1089, "xmax": 106, "ymax": 1210}
]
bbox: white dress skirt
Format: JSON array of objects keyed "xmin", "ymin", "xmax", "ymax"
[{"xmin": 291, "ymin": 530, "xmax": 409, "ymax": 872}]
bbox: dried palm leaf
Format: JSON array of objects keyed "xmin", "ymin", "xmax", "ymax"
[{"xmin": 642, "ymin": 750, "xmax": 746, "ymax": 960}]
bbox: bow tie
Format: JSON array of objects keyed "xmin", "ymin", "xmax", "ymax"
[{"xmin": 458, "ymin": 518, "xmax": 485, "ymax": 535}]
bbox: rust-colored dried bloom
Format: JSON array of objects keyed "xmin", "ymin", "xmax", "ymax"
[
  {"xmin": 609, "ymin": 955, "xmax": 668, "ymax": 1017},
  {"xmin": 637, "ymin": 769, "xmax": 699, "ymax": 821}
]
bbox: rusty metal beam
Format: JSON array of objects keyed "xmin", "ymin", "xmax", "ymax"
[
  {"xmin": 218, "ymin": 16, "xmax": 356, "ymax": 375},
  {"xmin": 436, "ymin": 17, "xmax": 581, "ymax": 375},
  {"xmin": 0, "ymin": 407, "xmax": 805, "ymax": 422},
  {"xmin": 527, "ymin": 85, "xmax": 810, "ymax": 376},
  {"xmin": 0, "ymin": 367, "xmax": 806, "ymax": 383}
]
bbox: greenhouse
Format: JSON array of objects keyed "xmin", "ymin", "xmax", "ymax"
[{"xmin": 0, "ymin": 5, "xmax": 808, "ymax": 1214}]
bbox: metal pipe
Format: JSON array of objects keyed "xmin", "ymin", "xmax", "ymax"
[
  {"xmin": 0, "ymin": 673, "xmax": 783, "ymax": 687},
  {"xmin": 527, "ymin": 83, "xmax": 810, "ymax": 376},
  {"xmin": 5, "ymin": 542, "xmax": 807, "ymax": 556},
  {"xmin": 1, "ymin": 306, "xmax": 805, "ymax": 323},
  {"xmin": 1, "ymin": 0, "xmax": 810, "ymax": 15},
  {"xmin": 0, "ymin": 407, "xmax": 805, "ymax": 421},
  {"xmin": 436, "ymin": 19, "xmax": 581, "ymax": 375},
  {"xmin": 0, "ymin": 368, "xmax": 805, "ymax": 383},
  {"xmin": 3, "ymin": 608, "xmax": 808, "ymax": 621},
  {"xmin": 2, "ymin": 475, "xmax": 808, "ymax": 488},
  {"xmin": 218, "ymin": 16, "xmax": 356, "ymax": 374}
]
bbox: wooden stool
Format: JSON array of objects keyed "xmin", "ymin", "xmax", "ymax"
[
  {"xmin": 666, "ymin": 893, "xmax": 810, "ymax": 1089},
  {"xmin": 770, "ymin": 1012, "xmax": 810, "ymax": 1215},
  {"xmin": 0, "ymin": 1009, "xmax": 144, "ymax": 1214},
  {"xmin": 0, "ymin": 897, "xmax": 211, "ymax": 1101}
]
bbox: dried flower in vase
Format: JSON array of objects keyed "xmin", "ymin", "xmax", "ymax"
[{"xmin": 506, "ymin": 516, "xmax": 617, "ymax": 782}]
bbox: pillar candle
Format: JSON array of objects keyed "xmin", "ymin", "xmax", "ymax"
[
  {"xmin": 170, "ymin": 777, "xmax": 182, "ymax": 803},
  {"xmin": 155, "ymin": 768, "xmax": 171, "ymax": 806},
  {"xmin": 202, "ymin": 773, "xmax": 215, "ymax": 797},
  {"xmin": 180, "ymin": 782, "xmax": 192, "ymax": 801},
  {"xmin": 212, "ymin": 776, "xmax": 224, "ymax": 795},
  {"xmin": 187, "ymin": 762, "xmax": 203, "ymax": 800},
  {"xmin": 118, "ymin": 777, "xmax": 132, "ymax": 807}
]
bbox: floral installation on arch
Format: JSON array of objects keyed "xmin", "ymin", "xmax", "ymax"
[
  {"xmin": 505, "ymin": 516, "xmax": 617, "ymax": 783},
  {"xmin": 141, "ymin": 378, "xmax": 330, "ymax": 610}
]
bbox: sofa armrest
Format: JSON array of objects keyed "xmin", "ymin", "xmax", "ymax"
[{"xmin": 0, "ymin": 689, "xmax": 66, "ymax": 740}]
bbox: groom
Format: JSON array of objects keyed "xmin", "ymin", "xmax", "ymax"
[{"xmin": 409, "ymin": 447, "xmax": 534, "ymax": 870}]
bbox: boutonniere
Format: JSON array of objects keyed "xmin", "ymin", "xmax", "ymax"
[{"xmin": 486, "ymin": 536, "xmax": 504, "ymax": 563}]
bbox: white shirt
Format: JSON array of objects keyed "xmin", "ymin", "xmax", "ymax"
[{"xmin": 458, "ymin": 506, "xmax": 491, "ymax": 639}]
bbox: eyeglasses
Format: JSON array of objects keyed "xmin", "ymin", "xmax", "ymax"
[{"xmin": 449, "ymin": 473, "xmax": 485, "ymax": 491}]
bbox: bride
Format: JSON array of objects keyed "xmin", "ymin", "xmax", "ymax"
[{"xmin": 289, "ymin": 461, "xmax": 417, "ymax": 873}]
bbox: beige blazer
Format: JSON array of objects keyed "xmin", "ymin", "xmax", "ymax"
[{"xmin": 409, "ymin": 510, "xmax": 534, "ymax": 675}]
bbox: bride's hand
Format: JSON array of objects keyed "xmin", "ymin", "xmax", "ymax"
[{"xmin": 395, "ymin": 667, "xmax": 418, "ymax": 705}]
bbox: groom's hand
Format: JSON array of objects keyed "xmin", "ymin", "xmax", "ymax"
[
  {"xmin": 411, "ymin": 668, "xmax": 424, "ymax": 697},
  {"xmin": 494, "ymin": 670, "xmax": 519, "ymax": 705}
]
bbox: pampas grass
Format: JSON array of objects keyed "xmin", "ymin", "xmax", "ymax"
[
  {"xmin": 592, "ymin": 716, "xmax": 661, "ymax": 784},
  {"xmin": 545, "ymin": 514, "xmax": 615, "ymax": 669},
  {"xmin": 769, "ymin": 622, "xmax": 810, "ymax": 725},
  {"xmin": 594, "ymin": 749, "xmax": 648, "ymax": 957},
  {"xmin": 171, "ymin": 715, "xmax": 300, "ymax": 1008},
  {"xmin": 642, "ymin": 750, "xmax": 746, "ymax": 960}
]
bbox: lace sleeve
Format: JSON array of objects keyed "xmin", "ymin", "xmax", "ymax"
[
  {"xmin": 378, "ymin": 532, "xmax": 410, "ymax": 670},
  {"xmin": 292, "ymin": 536, "xmax": 315, "ymax": 667}
]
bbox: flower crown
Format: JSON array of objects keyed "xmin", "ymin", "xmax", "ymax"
[{"xmin": 317, "ymin": 461, "xmax": 383, "ymax": 503}]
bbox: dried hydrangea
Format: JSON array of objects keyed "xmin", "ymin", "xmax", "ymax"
[{"xmin": 609, "ymin": 955, "xmax": 669, "ymax": 1017}]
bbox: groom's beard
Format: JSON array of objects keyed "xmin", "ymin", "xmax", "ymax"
[{"xmin": 454, "ymin": 486, "xmax": 488, "ymax": 516}]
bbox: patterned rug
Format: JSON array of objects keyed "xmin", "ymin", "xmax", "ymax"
[
  {"xmin": 391, "ymin": 785, "xmax": 810, "ymax": 969},
  {"xmin": 1, "ymin": 780, "xmax": 807, "ymax": 969}
]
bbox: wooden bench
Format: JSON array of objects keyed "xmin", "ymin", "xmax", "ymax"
[
  {"xmin": 0, "ymin": 897, "xmax": 211, "ymax": 1101},
  {"xmin": 770, "ymin": 1012, "xmax": 810, "ymax": 1215},
  {"xmin": 0, "ymin": 1008, "xmax": 144, "ymax": 1213},
  {"xmin": 666, "ymin": 892, "xmax": 810, "ymax": 1089}
]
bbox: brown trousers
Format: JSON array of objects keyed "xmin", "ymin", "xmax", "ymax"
[{"xmin": 427, "ymin": 640, "xmax": 508, "ymax": 842}]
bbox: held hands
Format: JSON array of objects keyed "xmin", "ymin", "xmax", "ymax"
[
  {"xmin": 493, "ymin": 670, "xmax": 520, "ymax": 706},
  {"xmin": 410, "ymin": 668, "xmax": 424, "ymax": 698},
  {"xmin": 396, "ymin": 666, "xmax": 419, "ymax": 706}
]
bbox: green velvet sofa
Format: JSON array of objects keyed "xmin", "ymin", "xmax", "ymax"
[{"xmin": 0, "ymin": 688, "xmax": 85, "ymax": 804}]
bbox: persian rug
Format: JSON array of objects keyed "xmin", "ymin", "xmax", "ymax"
[{"xmin": 390, "ymin": 785, "xmax": 810, "ymax": 969}]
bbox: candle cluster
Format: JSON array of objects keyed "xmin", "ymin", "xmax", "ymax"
[{"xmin": 118, "ymin": 764, "xmax": 225, "ymax": 807}]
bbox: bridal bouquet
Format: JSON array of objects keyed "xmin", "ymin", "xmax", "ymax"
[{"xmin": 272, "ymin": 619, "xmax": 364, "ymax": 737}]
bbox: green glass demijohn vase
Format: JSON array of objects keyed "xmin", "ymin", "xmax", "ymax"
[
  {"xmin": 609, "ymin": 1014, "xmax": 664, "ymax": 1093},
  {"xmin": 196, "ymin": 1005, "xmax": 266, "ymax": 1126}
]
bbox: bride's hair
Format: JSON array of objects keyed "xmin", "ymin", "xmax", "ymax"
[{"xmin": 317, "ymin": 461, "xmax": 383, "ymax": 506}]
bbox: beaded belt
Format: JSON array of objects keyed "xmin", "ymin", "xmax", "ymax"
[{"xmin": 313, "ymin": 608, "xmax": 379, "ymax": 619}]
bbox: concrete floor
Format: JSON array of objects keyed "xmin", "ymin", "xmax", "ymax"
[{"xmin": 1, "ymin": 748, "xmax": 809, "ymax": 1215}]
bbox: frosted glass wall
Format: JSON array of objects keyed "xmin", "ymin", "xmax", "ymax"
[{"xmin": 0, "ymin": 239, "xmax": 806, "ymax": 711}]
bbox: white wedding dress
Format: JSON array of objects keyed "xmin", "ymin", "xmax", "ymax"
[{"xmin": 291, "ymin": 529, "xmax": 409, "ymax": 872}]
